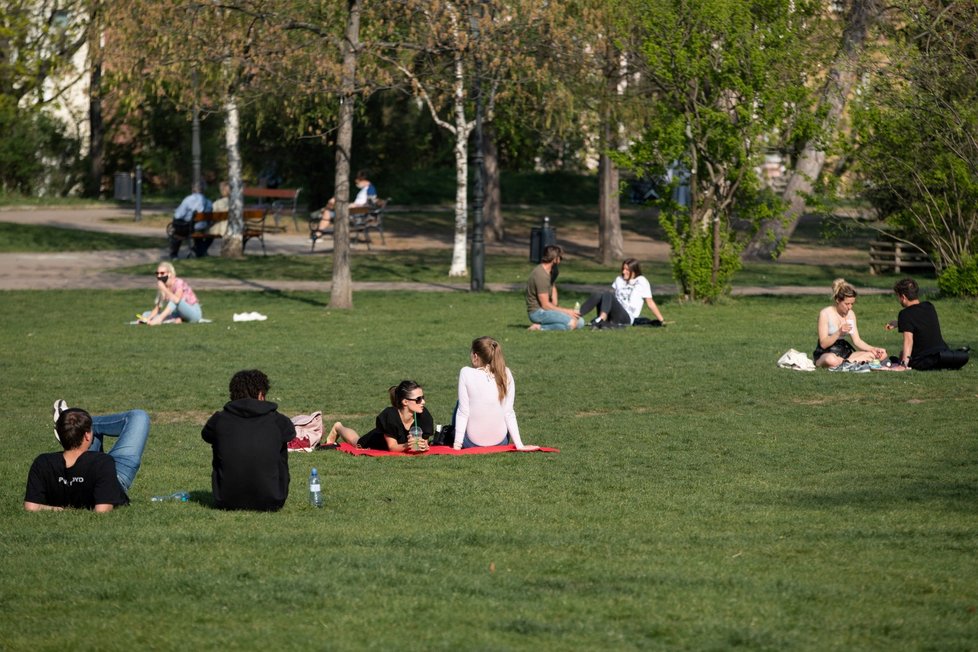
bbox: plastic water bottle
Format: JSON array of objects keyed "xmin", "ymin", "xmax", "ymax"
[
  {"xmin": 151, "ymin": 491, "xmax": 189, "ymax": 502},
  {"xmin": 309, "ymin": 468, "xmax": 323, "ymax": 508}
]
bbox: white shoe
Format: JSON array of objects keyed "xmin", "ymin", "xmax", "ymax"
[{"xmin": 52, "ymin": 399, "xmax": 67, "ymax": 442}]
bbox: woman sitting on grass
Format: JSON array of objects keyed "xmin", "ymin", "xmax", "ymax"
[
  {"xmin": 139, "ymin": 262, "xmax": 202, "ymax": 325},
  {"xmin": 578, "ymin": 258, "xmax": 665, "ymax": 329},
  {"xmin": 814, "ymin": 278, "xmax": 887, "ymax": 370},
  {"xmin": 452, "ymin": 337, "xmax": 537, "ymax": 451},
  {"xmin": 324, "ymin": 380, "xmax": 432, "ymax": 452}
]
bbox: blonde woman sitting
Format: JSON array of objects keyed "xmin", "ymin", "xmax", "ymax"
[
  {"xmin": 814, "ymin": 278, "xmax": 886, "ymax": 370},
  {"xmin": 139, "ymin": 262, "xmax": 202, "ymax": 325}
]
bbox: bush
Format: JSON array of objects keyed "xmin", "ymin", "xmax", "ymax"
[
  {"xmin": 937, "ymin": 255, "xmax": 978, "ymax": 298},
  {"xmin": 660, "ymin": 208, "xmax": 742, "ymax": 302}
]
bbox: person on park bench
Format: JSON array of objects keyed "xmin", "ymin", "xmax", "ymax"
[
  {"xmin": 525, "ymin": 244, "xmax": 583, "ymax": 331},
  {"xmin": 24, "ymin": 403, "xmax": 150, "ymax": 512},
  {"xmin": 312, "ymin": 169, "xmax": 377, "ymax": 234},
  {"xmin": 170, "ymin": 182, "xmax": 214, "ymax": 258},
  {"xmin": 201, "ymin": 370, "xmax": 295, "ymax": 511},
  {"xmin": 886, "ymin": 277, "xmax": 969, "ymax": 371}
]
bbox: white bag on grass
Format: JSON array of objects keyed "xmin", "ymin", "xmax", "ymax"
[{"xmin": 777, "ymin": 349, "xmax": 816, "ymax": 371}]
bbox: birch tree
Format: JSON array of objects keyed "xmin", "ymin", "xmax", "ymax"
[
  {"xmin": 379, "ymin": 0, "xmax": 550, "ymax": 277},
  {"xmin": 107, "ymin": 0, "xmax": 277, "ymax": 257}
]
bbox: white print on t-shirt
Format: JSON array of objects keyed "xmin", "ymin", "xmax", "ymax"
[{"xmin": 58, "ymin": 476, "xmax": 85, "ymax": 486}]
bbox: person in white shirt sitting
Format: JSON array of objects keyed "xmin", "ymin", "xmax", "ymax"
[
  {"xmin": 578, "ymin": 258, "xmax": 665, "ymax": 329},
  {"xmin": 452, "ymin": 337, "xmax": 537, "ymax": 451}
]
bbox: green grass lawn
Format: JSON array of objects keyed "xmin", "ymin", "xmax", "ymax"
[
  {"xmin": 113, "ymin": 248, "xmax": 926, "ymax": 292},
  {"xmin": 0, "ymin": 222, "xmax": 164, "ymax": 253},
  {"xmin": 1, "ymin": 289, "xmax": 976, "ymax": 650}
]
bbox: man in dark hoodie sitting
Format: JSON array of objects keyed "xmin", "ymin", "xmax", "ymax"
[{"xmin": 202, "ymin": 370, "xmax": 296, "ymax": 511}]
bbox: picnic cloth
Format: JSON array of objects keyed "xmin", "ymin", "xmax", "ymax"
[
  {"xmin": 336, "ymin": 442, "xmax": 559, "ymax": 457},
  {"xmin": 128, "ymin": 318, "xmax": 213, "ymax": 325}
]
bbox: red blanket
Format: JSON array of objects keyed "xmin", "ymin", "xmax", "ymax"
[{"xmin": 336, "ymin": 443, "xmax": 559, "ymax": 457}]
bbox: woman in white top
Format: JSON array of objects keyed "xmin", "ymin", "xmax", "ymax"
[
  {"xmin": 579, "ymin": 258, "xmax": 665, "ymax": 328},
  {"xmin": 814, "ymin": 278, "xmax": 887, "ymax": 368},
  {"xmin": 453, "ymin": 337, "xmax": 537, "ymax": 450}
]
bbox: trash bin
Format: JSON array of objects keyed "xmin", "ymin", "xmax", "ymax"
[
  {"xmin": 114, "ymin": 172, "xmax": 133, "ymax": 201},
  {"xmin": 529, "ymin": 216, "xmax": 556, "ymax": 263}
]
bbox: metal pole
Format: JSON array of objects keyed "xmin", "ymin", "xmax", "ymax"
[
  {"xmin": 134, "ymin": 165, "xmax": 142, "ymax": 222},
  {"xmin": 192, "ymin": 69, "xmax": 201, "ymax": 189}
]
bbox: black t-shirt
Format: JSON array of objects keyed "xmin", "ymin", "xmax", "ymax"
[
  {"xmin": 898, "ymin": 301, "xmax": 948, "ymax": 364},
  {"xmin": 357, "ymin": 407, "xmax": 434, "ymax": 450},
  {"xmin": 201, "ymin": 398, "xmax": 296, "ymax": 511},
  {"xmin": 24, "ymin": 451, "xmax": 128, "ymax": 509}
]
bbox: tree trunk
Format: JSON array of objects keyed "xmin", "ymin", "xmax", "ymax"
[
  {"xmin": 448, "ymin": 51, "xmax": 469, "ymax": 277},
  {"xmin": 483, "ymin": 124, "xmax": 503, "ymax": 242},
  {"xmin": 221, "ymin": 91, "xmax": 244, "ymax": 259},
  {"xmin": 742, "ymin": 0, "xmax": 881, "ymax": 261},
  {"xmin": 330, "ymin": 0, "xmax": 361, "ymax": 309},
  {"xmin": 86, "ymin": 12, "xmax": 104, "ymax": 199},
  {"xmin": 598, "ymin": 40, "xmax": 624, "ymax": 264},
  {"xmin": 598, "ymin": 147, "xmax": 624, "ymax": 263}
]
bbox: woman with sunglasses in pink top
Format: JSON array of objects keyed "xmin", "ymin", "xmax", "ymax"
[{"xmin": 138, "ymin": 261, "xmax": 202, "ymax": 325}]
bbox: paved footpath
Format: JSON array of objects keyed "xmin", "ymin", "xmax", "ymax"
[{"xmin": 0, "ymin": 206, "xmax": 884, "ymax": 295}]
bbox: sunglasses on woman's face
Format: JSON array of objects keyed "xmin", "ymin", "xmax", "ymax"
[
  {"xmin": 155, "ymin": 272, "xmax": 167, "ymax": 277},
  {"xmin": 405, "ymin": 395, "xmax": 425, "ymax": 404}
]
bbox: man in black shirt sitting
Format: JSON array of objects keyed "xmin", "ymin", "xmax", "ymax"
[
  {"xmin": 889, "ymin": 277, "xmax": 969, "ymax": 371},
  {"xmin": 202, "ymin": 370, "xmax": 296, "ymax": 511}
]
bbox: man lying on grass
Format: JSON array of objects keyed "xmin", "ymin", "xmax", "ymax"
[{"xmin": 24, "ymin": 406, "xmax": 150, "ymax": 512}]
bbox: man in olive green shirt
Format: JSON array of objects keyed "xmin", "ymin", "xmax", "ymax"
[{"xmin": 525, "ymin": 245, "xmax": 582, "ymax": 331}]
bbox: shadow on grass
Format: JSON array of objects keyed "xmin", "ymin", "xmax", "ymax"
[{"xmin": 189, "ymin": 489, "xmax": 214, "ymax": 507}]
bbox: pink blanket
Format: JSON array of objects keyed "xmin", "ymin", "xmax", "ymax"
[{"xmin": 336, "ymin": 443, "xmax": 559, "ymax": 457}]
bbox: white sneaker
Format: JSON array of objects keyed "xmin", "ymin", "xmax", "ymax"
[{"xmin": 52, "ymin": 399, "xmax": 67, "ymax": 442}]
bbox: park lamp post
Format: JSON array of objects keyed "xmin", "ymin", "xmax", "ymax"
[
  {"xmin": 470, "ymin": 3, "xmax": 486, "ymax": 292},
  {"xmin": 191, "ymin": 68, "xmax": 201, "ymax": 190}
]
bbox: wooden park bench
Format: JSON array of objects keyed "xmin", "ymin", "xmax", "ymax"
[
  {"xmin": 243, "ymin": 186, "xmax": 302, "ymax": 231},
  {"xmin": 309, "ymin": 198, "xmax": 389, "ymax": 252},
  {"xmin": 167, "ymin": 209, "xmax": 278, "ymax": 257},
  {"xmin": 869, "ymin": 238, "xmax": 935, "ymax": 275}
]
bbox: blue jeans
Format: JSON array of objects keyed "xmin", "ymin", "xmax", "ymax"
[
  {"xmin": 168, "ymin": 300, "xmax": 202, "ymax": 323},
  {"xmin": 528, "ymin": 308, "xmax": 582, "ymax": 331},
  {"xmin": 461, "ymin": 433, "xmax": 508, "ymax": 449},
  {"xmin": 87, "ymin": 410, "xmax": 150, "ymax": 492}
]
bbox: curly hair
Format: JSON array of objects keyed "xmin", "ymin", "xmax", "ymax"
[{"xmin": 229, "ymin": 369, "xmax": 270, "ymax": 401}]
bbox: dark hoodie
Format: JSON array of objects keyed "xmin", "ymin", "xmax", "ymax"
[{"xmin": 201, "ymin": 398, "xmax": 296, "ymax": 511}]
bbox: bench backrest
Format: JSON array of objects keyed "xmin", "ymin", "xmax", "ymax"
[{"xmin": 243, "ymin": 187, "xmax": 300, "ymax": 201}]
